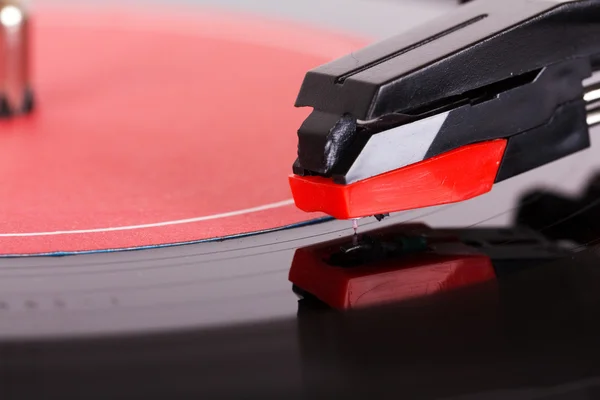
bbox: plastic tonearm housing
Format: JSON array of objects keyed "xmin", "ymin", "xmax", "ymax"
[{"xmin": 289, "ymin": 0, "xmax": 600, "ymax": 219}]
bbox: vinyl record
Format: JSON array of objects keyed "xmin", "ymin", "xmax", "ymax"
[{"xmin": 3, "ymin": 1, "xmax": 600, "ymax": 399}]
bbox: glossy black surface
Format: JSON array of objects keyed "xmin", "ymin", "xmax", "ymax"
[
  {"xmin": 296, "ymin": 0, "xmax": 600, "ymax": 119},
  {"xmin": 2, "ymin": 245, "xmax": 600, "ymax": 399}
]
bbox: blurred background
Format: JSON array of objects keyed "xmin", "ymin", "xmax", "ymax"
[{"xmin": 38, "ymin": 0, "xmax": 457, "ymax": 39}]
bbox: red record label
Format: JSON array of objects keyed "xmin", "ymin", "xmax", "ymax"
[{"xmin": 0, "ymin": 6, "xmax": 367, "ymax": 255}]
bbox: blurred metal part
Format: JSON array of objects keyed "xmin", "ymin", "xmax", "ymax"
[
  {"xmin": 584, "ymin": 70, "xmax": 600, "ymax": 127},
  {"xmin": 0, "ymin": 0, "xmax": 32, "ymax": 117},
  {"xmin": 586, "ymin": 106, "xmax": 600, "ymax": 127}
]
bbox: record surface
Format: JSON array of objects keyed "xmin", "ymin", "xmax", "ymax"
[{"xmin": 0, "ymin": 0, "xmax": 598, "ymax": 338}]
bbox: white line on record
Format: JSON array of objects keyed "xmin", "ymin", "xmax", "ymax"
[{"xmin": 0, "ymin": 199, "xmax": 296, "ymax": 237}]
